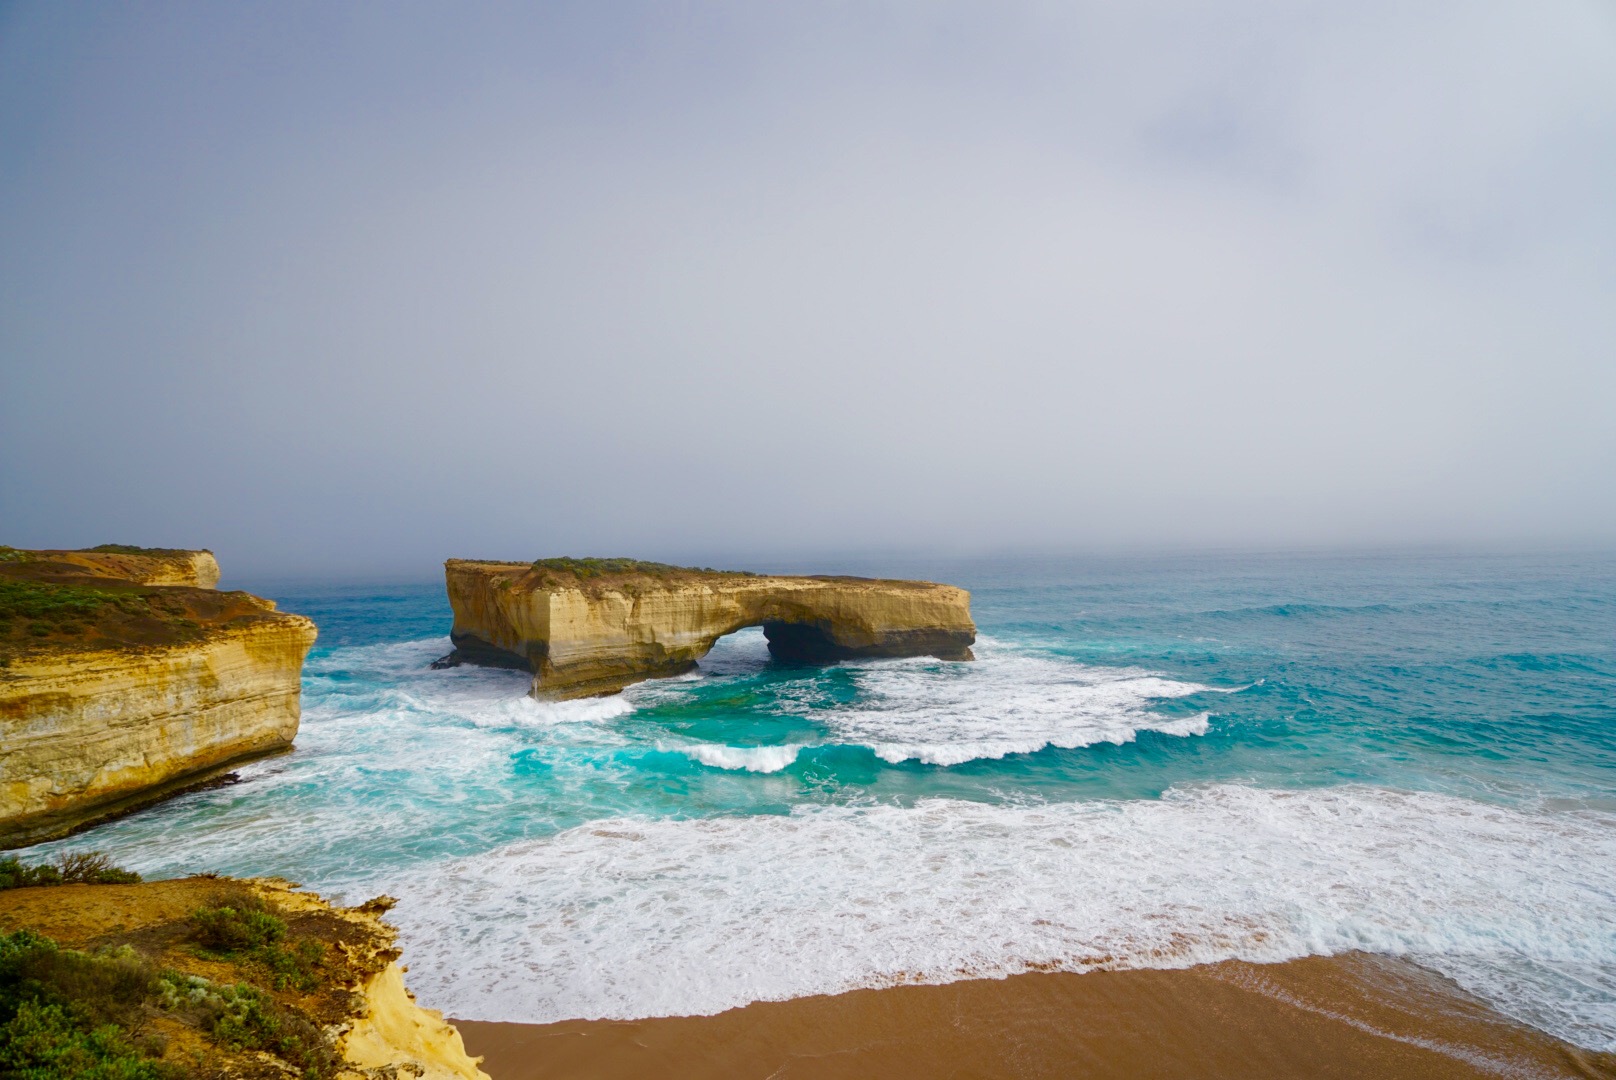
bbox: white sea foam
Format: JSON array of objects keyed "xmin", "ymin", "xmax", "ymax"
[
  {"xmin": 678, "ymin": 743, "xmax": 806, "ymax": 773},
  {"xmin": 376, "ymin": 785, "xmax": 1616, "ymax": 1050},
  {"xmin": 670, "ymin": 635, "xmax": 1225, "ymax": 768},
  {"xmin": 832, "ymin": 640, "xmax": 1231, "ymax": 765},
  {"xmin": 306, "ymin": 637, "xmax": 637, "ymax": 728}
]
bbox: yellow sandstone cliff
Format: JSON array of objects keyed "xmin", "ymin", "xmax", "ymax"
[
  {"xmin": 0, "ymin": 546, "xmax": 317, "ymax": 847},
  {"xmin": 442, "ymin": 557, "xmax": 976, "ymax": 698},
  {"xmin": 31, "ymin": 545, "xmax": 224, "ymax": 588}
]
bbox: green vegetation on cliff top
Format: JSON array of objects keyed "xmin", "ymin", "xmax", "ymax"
[
  {"xmin": 0, "ymin": 924, "xmax": 331, "ymax": 1080},
  {"xmin": 0, "ymin": 858, "xmax": 355, "ymax": 1079},
  {"xmin": 0, "ymin": 579, "xmax": 211, "ymax": 661},
  {"xmin": 0, "ymin": 580, "xmax": 147, "ymax": 628},
  {"xmin": 0, "ymin": 928, "xmax": 178, "ymax": 1080},
  {"xmin": 0, "ymin": 852, "xmax": 142, "ymax": 891},
  {"xmin": 0, "ymin": 545, "xmax": 203, "ymax": 562},
  {"xmin": 189, "ymin": 891, "xmax": 326, "ymax": 994},
  {"xmin": 0, "ymin": 551, "xmax": 268, "ymax": 662},
  {"xmin": 530, "ymin": 556, "xmax": 758, "ymax": 580}
]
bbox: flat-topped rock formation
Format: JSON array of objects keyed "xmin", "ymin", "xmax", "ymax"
[
  {"xmin": 441, "ymin": 557, "xmax": 976, "ymax": 699},
  {"xmin": 0, "ymin": 545, "xmax": 316, "ymax": 847},
  {"xmin": 19, "ymin": 544, "xmax": 223, "ymax": 588}
]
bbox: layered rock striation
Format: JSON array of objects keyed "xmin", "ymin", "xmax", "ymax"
[
  {"xmin": 441, "ymin": 557, "xmax": 976, "ymax": 698},
  {"xmin": 0, "ymin": 546, "xmax": 316, "ymax": 847}
]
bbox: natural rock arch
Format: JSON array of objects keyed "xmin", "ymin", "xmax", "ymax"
[{"xmin": 439, "ymin": 559, "xmax": 976, "ymax": 699}]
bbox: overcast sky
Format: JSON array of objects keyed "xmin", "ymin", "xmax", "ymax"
[{"xmin": 3, "ymin": 2, "xmax": 1613, "ymax": 577}]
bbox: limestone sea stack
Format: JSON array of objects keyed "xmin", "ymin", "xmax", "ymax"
[
  {"xmin": 441, "ymin": 557, "xmax": 976, "ymax": 699},
  {"xmin": 0, "ymin": 546, "xmax": 317, "ymax": 847}
]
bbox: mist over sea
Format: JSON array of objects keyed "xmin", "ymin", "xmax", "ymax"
[{"xmin": 33, "ymin": 552, "xmax": 1616, "ymax": 1050}]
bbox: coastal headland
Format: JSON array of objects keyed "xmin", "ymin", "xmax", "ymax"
[
  {"xmin": 0, "ymin": 546, "xmax": 316, "ymax": 847},
  {"xmin": 0, "ymin": 865, "xmax": 489, "ymax": 1078},
  {"xmin": 441, "ymin": 557, "xmax": 976, "ymax": 698}
]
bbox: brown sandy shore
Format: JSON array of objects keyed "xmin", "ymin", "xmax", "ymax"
[{"xmin": 454, "ymin": 953, "xmax": 1616, "ymax": 1080}]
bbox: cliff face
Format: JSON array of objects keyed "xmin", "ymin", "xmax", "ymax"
[
  {"xmin": 0, "ymin": 547, "xmax": 316, "ymax": 847},
  {"xmin": 443, "ymin": 558, "xmax": 976, "ymax": 698}
]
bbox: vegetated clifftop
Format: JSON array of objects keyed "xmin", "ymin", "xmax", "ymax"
[
  {"xmin": 17, "ymin": 545, "xmax": 224, "ymax": 589},
  {"xmin": 0, "ymin": 547, "xmax": 317, "ymax": 847},
  {"xmin": 0, "ymin": 866, "xmax": 489, "ymax": 1079},
  {"xmin": 441, "ymin": 557, "xmax": 976, "ymax": 699}
]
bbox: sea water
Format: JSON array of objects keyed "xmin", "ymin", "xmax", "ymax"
[{"xmin": 29, "ymin": 552, "xmax": 1616, "ymax": 1050}]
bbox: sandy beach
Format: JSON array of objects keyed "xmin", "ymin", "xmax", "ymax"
[{"xmin": 455, "ymin": 953, "xmax": 1616, "ymax": 1080}]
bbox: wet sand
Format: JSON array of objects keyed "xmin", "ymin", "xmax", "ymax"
[{"xmin": 454, "ymin": 953, "xmax": 1616, "ymax": 1079}]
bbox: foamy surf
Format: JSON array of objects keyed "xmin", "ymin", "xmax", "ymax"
[
  {"xmin": 668, "ymin": 635, "xmax": 1228, "ymax": 769},
  {"xmin": 836, "ymin": 648, "xmax": 1225, "ymax": 764},
  {"xmin": 677, "ymin": 743, "xmax": 807, "ymax": 772},
  {"xmin": 376, "ymin": 785, "xmax": 1616, "ymax": 1051}
]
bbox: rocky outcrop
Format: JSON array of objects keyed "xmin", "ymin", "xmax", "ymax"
[
  {"xmin": 32, "ymin": 546, "xmax": 223, "ymax": 588},
  {"xmin": 0, "ymin": 547, "xmax": 316, "ymax": 847},
  {"xmin": 442, "ymin": 558, "xmax": 976, "ymax": 698},
  {"xmin": 0, "ymin": 874, "xmax": 489, "ymax": 1079}
]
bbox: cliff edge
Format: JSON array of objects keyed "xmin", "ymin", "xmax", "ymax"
[
  {"xmin": 0, "ymin": 868, "xmax": 489, "ymax": 1079},
  {"xmin": 441, "ymin": 557, "xmax": 976, "ymax": 698},
  {"xmin": 0, "ymin": 546, "xmax": 317, "ymax": 847}
]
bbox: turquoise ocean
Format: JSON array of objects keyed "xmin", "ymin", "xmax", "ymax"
[{"xmin": 30, "ymin": 552, "xmax": 1616, "ymax": 1049}]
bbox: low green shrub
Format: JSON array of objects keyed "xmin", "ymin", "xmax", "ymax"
[
  {"xmin": 197, "ymin": 982, "xmax": 333, "ymax": 1078},
  {"xmin": 188, "ymin": 893, "xmax": 326, "ymax": 992},
  {"xmin": 189, "ymin": 894, "xmax": 286, "ymax": 953},
  {"xmin": 0, "ymin": 925, "xmax": 334, "ymax": 1079},
  {"xmin": 0, "ymin": 932, "xmax": 158, "ymax": 1029},
  {"xmin": 0, "ymin": 859, "xmax": 59, "ymax": 890},
  {"xmin": 0, "ymin": 999, "xmax": 174, "ymax": 1080},
  {"xmin": 0, "ymin": 581, "xmax": 145, "ymax": 629},
  {"xmin": 0, "ymin": 930, "xmax": 176, "ymax": 1079},
  {"xmin": 253, "ymin": 939, "xmax": 326, "ymax": 993},
  {"xmin": 0, "ymin": 852, "xmax": 142, "ymax": 891}
]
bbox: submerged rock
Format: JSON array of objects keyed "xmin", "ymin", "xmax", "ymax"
[{"xmin": 442, "ymin": 556, "xmax": 976, "ymax": 699}]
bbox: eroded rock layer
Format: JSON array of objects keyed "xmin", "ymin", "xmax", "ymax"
[
  {"xmin": 443, "ymin": 558, "xmax": 976, "ymax": 699},
  {"xmin": 0, "ymin": 547, "xmax": 316, "ymax": 846}
]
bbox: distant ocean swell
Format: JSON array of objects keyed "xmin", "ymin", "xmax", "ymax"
[{"xmin": 377, "ymin": 786, "xmax": 1616, "ymax": 1051}]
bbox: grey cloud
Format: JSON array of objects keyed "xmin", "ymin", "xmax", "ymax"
[{"xmin": 2, "ymin": 2, "xmax": 1612, "ymax": 576}]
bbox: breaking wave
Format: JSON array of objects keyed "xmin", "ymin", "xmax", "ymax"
[{"xmin": 378, "ymin": 785, "xmax": 1616, "ymax": 1051}]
